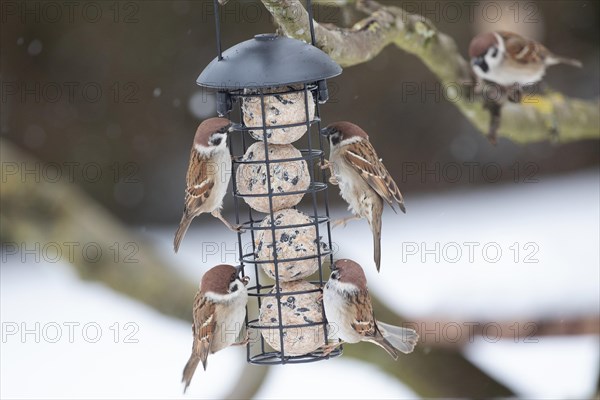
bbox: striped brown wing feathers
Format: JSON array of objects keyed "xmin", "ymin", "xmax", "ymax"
[
  {"xmin": 380, "ymin": 164, "xmax": 405, "ymax": 211},
  {"xmin": 343, "ymin": 140, "xmax": 405, "ymax": 212},
  {"xmin": 192, "ymin": 294, "xmax": 217, "ymax": 370},
  {"xmin": 533, "ymin": 42, "xmax": 554, "ymax": 63},
  {"xmin": 500, "ymin": 31, "xmax": 545, "ymax": 64},
  {"xmin": 348, "ymin": 290, "xmax": 400, "ymax": 359},
  {"xmin": 349, "ymin": 290, "xmax": 377, "ymax": 338},
  {"xmin": 184, "ymin": 150, "xmax": 214, "ymax": 212}
]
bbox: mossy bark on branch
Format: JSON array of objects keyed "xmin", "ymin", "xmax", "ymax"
[{"xmin": 262, "ymin": 0, "xmax": 600, "ymax": 144}]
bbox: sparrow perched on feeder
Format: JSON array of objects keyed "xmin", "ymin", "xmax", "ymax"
[
  {"xmin": 322, "ymin": 259, "xmax": 418, "ymax": 358},
  {"xmin": 174, "ymin": 117, "xmax": 240, "ymax": 253},
  {"xmin": 469, "ymin": 31, "xmax": 582, "ymax": 144},
  {"xmin": 321, "ymin": 122, "xmax": 405, "ymax": 272},
  {"xmin": 182, "ymin": 264, "xmax": 250, "ymax": 393}
]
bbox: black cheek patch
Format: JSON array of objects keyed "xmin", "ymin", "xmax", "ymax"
[
  {"xmin": 478, "ymin": 59, "xmax": 489, "ymax": 73},
  {"xmin": 230, "ymin": 284, "xmax": 238, "ymax": 293},
  {"xmin": 212, "ymin": 137, "xmax": 222, "ymax": 146},
  {"xmin": 480, "ymin": 61, "xmax": 489, "ymax": 73}
]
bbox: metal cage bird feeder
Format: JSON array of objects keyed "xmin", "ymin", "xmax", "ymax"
[{"xmin": 197, "ymin": 0, "xmax": 342, "ymax": 365}]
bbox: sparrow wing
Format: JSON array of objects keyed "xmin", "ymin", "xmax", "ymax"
[
  {"xmin": 343, "ymin": 140, "xmax": 406, "ymax": 213},
  {"xmin": 192, "ymin": 292, "xmax": 217, "ymax": 371},
  {"xmin": 184, "ymin": 150, "xmax": 215, "ymax": 213},
  {"xmin": 499, "ymin": 31, "xmax": 545, "ymax": 64},
  {"xmin": 349, "ymin": 289, "xmax": 401, "ymax": 360},
  {"xmin": 174, "ymin": 149, "xmax": 220, "ymax": 252},
  {"xmin": 349, "ymin": 290, "xmax": 378, "ymax": 338}
]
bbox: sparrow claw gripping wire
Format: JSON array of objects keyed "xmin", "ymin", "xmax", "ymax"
[
  {"xmin": 211, "ymin": 210, "xmax": 246, "ymax": 233},
  {"xmin": 321, "ymin": 159, "xmax": 339, "ymax": 185},
  {"xmin": 321, "ymin": 340, "xmax": 345, "ymax": 357},
  {"xmin": 331, "ymin": 215, "xmax": 361, "ymax": 230},
  {"xmin": 232, "ymin": 331, "xmax": 250, "ymax": 347}
]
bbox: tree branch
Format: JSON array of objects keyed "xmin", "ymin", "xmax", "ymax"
[
  {"xmin": 1, "ymin": 139, "xmax": 515, "ymax": 398},
  {"xmin": 0, "ymin": 139, "xmax": 269, "ymax": 400},
  {"xmin": 261, "ymin": 0, "xmax": 599, "ymax": 144},
  {"xmin": 408, "ymin": 316, "xmax": 600, "ymax": 348}
]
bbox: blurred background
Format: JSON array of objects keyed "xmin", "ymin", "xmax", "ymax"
[{"xmin": 1, "ymin": 0, "xmax": 599, "ymax": 399}]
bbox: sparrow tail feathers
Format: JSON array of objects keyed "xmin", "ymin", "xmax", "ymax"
[
  {"xmin": 399, "ymin": 202, "xmax": 406, "ymax": 214},
  {"xmin": 174, "ymin": 214, "xmax": 192, "ymax": 253},
  {"xmin": 181, "ymin": 354, "xmax": 200, "ymax": 393},
  {"xmin": 388, "ymin": 202, "xmax": 398, "ymax": 214},
  {"xmin": 200, "ymin": 344, "xmax": 210, "ymax": 371},
  {"xmin": 369, "ymin": 330, "xmax": 399, "ymax": 360},
  {"xmin": 377, "ymin": 321, "xmax": 419, "ymax": 354},
  {"xmin": 548, "ymin": 56, "xmax": 582, "ymax": 68},
  {"xmin": 370, "ymin": 205, "xmax": 383, "ymax": 272}
]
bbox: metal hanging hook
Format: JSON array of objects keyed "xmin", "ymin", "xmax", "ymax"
[
  {"xmin": 307, "ymin": 0, "xmax": 317, "ymax": 46},
  {"xmin": 213, "ymin": 0, "xmax": 223, "ymax": 60}
]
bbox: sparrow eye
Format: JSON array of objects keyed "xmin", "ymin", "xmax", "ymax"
[
  {"xmin": 331, "ymin": 271, "xmax": 340, "ymax": 280},
  {"xmin": 230, "ymin": 273, "xmax": 237, "ymax": 282}
]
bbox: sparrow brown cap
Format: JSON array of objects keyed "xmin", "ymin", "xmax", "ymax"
[
  {"xmin": 469, "ymin": 32, "xmax": 499, "ymax": 58},
  {"xmin": 200, "ymin": 264, "xmax": 237, "ymax": 295},
  {"xmin": 194, "ymin": 117, "xmax": 231, "ymax": 147},
  {"xmin": 327, "ymin": 121, "xmax": 369, "ymax": 140},
  {"xmin": 333, "ymin": 259, "xmax": 368, "ymax": 291}
]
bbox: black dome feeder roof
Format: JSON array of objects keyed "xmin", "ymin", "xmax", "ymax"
[{"xmin": 197, "ymin": 34, "xmax": 342, "ymax": 90}]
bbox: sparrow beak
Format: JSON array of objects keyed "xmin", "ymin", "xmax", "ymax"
[
  {"xmin": 472, "ymin": 56, "xmax": 489, "ymax": 73},
  {"xmin": 235, "ymin": 265, "xmax": 250, "ymax": 285},
  {"xmin": 228, "ymin": 123, "xmax": 242, "ymax": 133},
  {"xmin": 320, "ymin": 127, "xmax": 335, "ymax": 137}
]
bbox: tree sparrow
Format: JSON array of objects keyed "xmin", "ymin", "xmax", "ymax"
[
  {"xmin": 469, "ymin": 31, "xmax": 582, "ymax": 88},
  {"xmin": 469, "ymin": 31, "xmax": 581, "ymax": 145},
  {"xmin": 321, "ymin": 121, "xmax": 405, "ymax": 272},
  {"xmin": 322, "ymin": 259, "xmax": 418, "ymax": 358},
  {"xmin": 182, "ymin": 264, "xmax": 250, "ymax": 392},
  {"xmin": 174, "ymin": 117, "xmax": 240, "ymax": 253}
]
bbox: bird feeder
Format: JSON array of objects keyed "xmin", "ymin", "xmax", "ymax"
[{"xmin": 197, "ymin": 0, "xmax": 342, "ymax": 364}]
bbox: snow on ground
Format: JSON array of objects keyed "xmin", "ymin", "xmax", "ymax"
[
  {"xmin": 0, "ymin": 261, "xmax": 415, "ymax": 399},
  {"xmin": 254, "ymin": 358, "xmax": 418, "ymax": 399},
  {"xmin": 464, "ymin": 335, "xmax": 600, "ymax": 400},
  {"xmin": 2, "ymin": 170, "xmax": 598, "ymax": 398},
  {"xmin": 363, "ymin": 170, "xmax": 599, "ymax": 320},
  {"xmin": 0, "ymin": 261, "xmax": 242, "ymax": 399}
]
